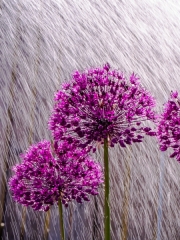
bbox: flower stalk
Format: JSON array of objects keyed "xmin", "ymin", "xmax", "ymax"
[
  {"xmin": 58, "ymin": 199, "xmax": 65, "ymax": 240},
  {"xmin": 104, "ymin": 138, "xmax": 110, "ymax": 240},
  {"xmin": 121, "ymin": 159, "xmax": 130, "ymax": 240},
  {"xmin": 44, "ymin": 209, "xmax": 51, "ymax": 240}
]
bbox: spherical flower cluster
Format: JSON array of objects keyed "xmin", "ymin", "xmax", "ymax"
[
  {"xmin": 49, "ymin": 63, "xmax": 156, "ymax": 152},
  {"xmin": 9, "ymin": 141, "xmax": 103, "ymax": 211},
  {"xmin": 157, "ymin": 91, "xmax": 180, "ymax": 162}
]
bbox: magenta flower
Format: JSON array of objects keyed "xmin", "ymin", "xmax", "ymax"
[
  {"xmin": 157, "ymin": 91, "xmax": 180, "ymax": 162},
  {"xmin": 49, "ymin": 63, "xmax": 156, "ymax": 152},
  {"xmin": 9, "ymin": 141, "xmax": 103, "ymax": 211}
]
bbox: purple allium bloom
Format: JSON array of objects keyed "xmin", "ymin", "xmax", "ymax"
[
  {"xmin": 9, "ymin": 141, "xmax": 103, "ymax": 211},
  {"xmin": 157, "ymin": 91, "xmax": 180, "ymax": 162},
  {"xmin": 49, "ymin": 64, "xmax": 156, "ymax": 151}
]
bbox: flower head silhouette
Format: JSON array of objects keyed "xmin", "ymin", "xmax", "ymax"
[
  {"xmin": 9, "ymin": 141, "xmax": 103, "ymax": 211},
  {"xmin": 49, "ymin": 63, "xmax": 156, "ymax": 152},
  {"xmin": 158, "ymin": 91, "xmax": 180, "ymax": 162}
]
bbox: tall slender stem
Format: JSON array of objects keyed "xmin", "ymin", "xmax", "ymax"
[
  {"xmin": 156, "ymin": 152, "xmax": 165, "ymax": 240},
  {"xmin": 93, "ymin": 197, "xmax": 99, "ymax": 240},
  {"xmin": 44, "ymin": 209, "xmax": 51, "ymax": 240},
  {"xmin": 58, "ymin": 200, "xmax": 65, "ymax": 240},
  {"xmin": 104, "ymin": 138, "xmax": 110, "ymax": 240},
  {"xmin": 20, "ymin": 206, "xmax": 26, "ymax": 240},
  {"xmin": 121, "ymin": 159, "xmax": 130, "ymax": 240}
]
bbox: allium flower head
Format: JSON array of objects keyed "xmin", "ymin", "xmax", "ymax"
[
  {"xmin": 157, "ymin": 91, "xmax": 180, "ymax": 161},
  {"xmin": 49, "ymin": 64, "xmax": 156, "ymax": 151},
  {"xmin": 9, "ymin": 141, "xmax": 103, "ymax": 211}
]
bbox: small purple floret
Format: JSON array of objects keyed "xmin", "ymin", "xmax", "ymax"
[
  {"xmin": 49, "ymin": 64, "xmax": 156, "ymax": 152},
  {"xmin": 157, "ymin": 92, "xmax": 180, "ymax": 162},
  {"xmin": 9, "ymin": 141, "xmax": 103, "ymax": 211}
]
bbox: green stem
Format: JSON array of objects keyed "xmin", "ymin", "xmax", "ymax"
[
  {"xmin": 104, "ymin": 138, "xmax": 110, "ymax": 240},
  {"xmin": 58, "ymin": 200, "xmax": 65, "ymax": 240}
]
